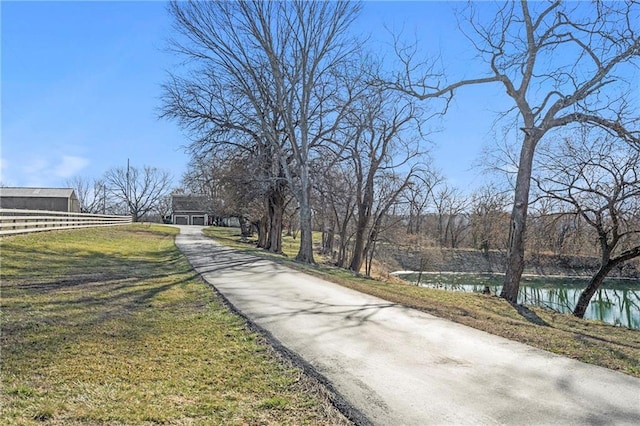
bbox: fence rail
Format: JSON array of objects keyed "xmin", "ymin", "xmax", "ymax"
[{"xmin": 0, "ymin": 209, "xmax": 133, "ymax": 236}]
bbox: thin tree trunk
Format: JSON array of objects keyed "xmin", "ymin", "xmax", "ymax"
[
  {"xmin": 364, "ymin": 233, "xmax": 378, "ymax": 277},
  {"xmin": 573, "ymin": 264, "xmax": 614, "ymax": 318},
  {"xmin": 416, "ymin": 257, "xmax": 425, "ymax": 286},
  {"xmin": 322, "ymin": 221, "xmax": 335, "ymax": 255},
  {"xmin": 501, "ymin": 135, "xmax": 538, "ymax": 303},
  {"xmin": 350, "ymin": 174, "xmax": 374, "ymax": 273},
  {"xmin": 337, "ymin": 225, "xmax": 349, "ymax": 267},
  {"xmin": 349, "ymin": 221, "xmax": 367, "ymax": 273}
]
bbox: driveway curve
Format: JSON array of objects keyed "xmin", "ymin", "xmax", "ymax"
[{"xmin": 175, "ymin": 226, "xmax": 640, "ymax": 425}]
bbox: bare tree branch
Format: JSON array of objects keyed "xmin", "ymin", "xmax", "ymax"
[{"xmin": 104, "ymin": 165, "xmax": 173, "ymax": 222}]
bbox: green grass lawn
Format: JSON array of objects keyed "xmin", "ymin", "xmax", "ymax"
[
  {"xmin": 0, "ymin": 225, "xmax": 349, "ymax": 425},
  {"xmin": 204, "ymin": 226, "xmax": 640, "ymax": 378}
]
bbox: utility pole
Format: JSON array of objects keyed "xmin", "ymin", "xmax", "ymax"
[{"xmin": 126, "ymin": 158, "xmax": 130, "ymax": 212}]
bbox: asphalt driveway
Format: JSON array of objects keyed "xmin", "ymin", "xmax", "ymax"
[{"xmin": 175, "ymin": 226, "xmax": 640, "ymax": 425}]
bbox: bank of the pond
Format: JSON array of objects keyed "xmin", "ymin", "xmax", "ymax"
[
  {"xmin": 383, "ymin": 247, "xmax": 640, "ymax": 279},
  {"xmin": 393, "ymin": 271, "xmax": 640, "ymax": 329}
]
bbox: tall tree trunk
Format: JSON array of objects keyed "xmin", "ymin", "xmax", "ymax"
[
  {"xmin": 407, "ymin": 211, "xmax": 415, "ymax": 234},
  {"xmin": 255, "ymin": 198, "xmax": 269, "ymax": 248},
  {"xmin": 349, "ymin": 220, "xmax": 367, "ymax": 273},
  {"xmin": 350, "ymin": 174, "xmax": 374, "ymax": 273},
  {"xmin": 322, "ymin": 219, "xmax": 335, "ymax": 255},
  {"xmin": 239, "ymin": 215, "xmax": 253, "ymax": 240},
  {"xmin": 337, "ymin": 224, "xmax": 350, "ymax": 267},
  {"xmin": 444, "ymin": 218, "xmax": 452, "ymax": 248},
  {"xmin": 253, "ymin": 215, "xmax": 267, "ymax": 247},
  {"xmin": 267, "ymin": 188, "xmax": 284, "ymax": 253},
  {"xmin": 295, "ymin": 169, "xmax": 315, "ymax": 263},
  {"xmin": 362, "ymin": 229, "xmax": 378, "ymax": 277},
  {"xmin": 297, "ymin": 203, "xmax": 314, "ymax": 263},
  {"xmin": 438, "ymin": 216, "xmax": 446, "ymax": 248},
  {"xmin": 501, "ymin": 135, "xmax": 538, "ymax": 303}
]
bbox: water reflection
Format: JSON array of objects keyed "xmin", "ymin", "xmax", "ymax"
[{"xmin": 394, "ymin": 272, "xmax": 640, "ymax": 329}]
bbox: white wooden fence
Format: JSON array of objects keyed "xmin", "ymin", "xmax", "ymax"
[{"xmin": 0, "ymin": 209, "xmax": 133, "ymax": 236}]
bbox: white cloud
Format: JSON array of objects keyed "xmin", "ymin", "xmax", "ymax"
[
  {"xmin": 13, "ymin": 154, "xmax": 90, "ymax": 187},
  {"xmin": 0, "ymin": 157, "xmax": 7, "ymax": 185},
  {"xmin": 53, "ymin": 155, "xmax": 90, "ymax": 178},
  {"xmin": 23, "ymin": 158, "xmax": 49, "ymax": 174}
]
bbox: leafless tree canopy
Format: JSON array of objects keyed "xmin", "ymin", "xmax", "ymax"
[
  {"xmin": 161, "ymin": 1, "xmax": 638, "ymax": 319},
  {"xmin": 66, "ymin": 176, "xmax": 107, "ymax": 214},
  {"xmin": 104, "ymin": 165, "xmax": 173, "ymax": 222},
  {"xmin": 535, "ymin": 129, "xmax": 640, "ymax": 317},
  {"xmin": 163, "ymin": 0, "xmax": 364, "ymax": 262},
  {"xmin": 387, "ymin": 0, "xmax": 640, "ymax": 302}
]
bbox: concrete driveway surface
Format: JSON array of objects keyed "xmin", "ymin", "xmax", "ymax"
[{"xmin": 174, "ymin": 226, "xmax": 640, "ymax": 425}]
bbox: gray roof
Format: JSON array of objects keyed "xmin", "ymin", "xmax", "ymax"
[
  {"xmin": 0, "ymin": 187, "xmax": 76, "ymax": 198},
  {"xmin": 172, "ymin": 195, "xmax": 207, "ymax": 212}
]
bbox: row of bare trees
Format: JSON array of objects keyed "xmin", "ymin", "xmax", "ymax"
[
  {"xmin": 163, "ymin": 0, "xmax": 367, "ymax": 263},
  {"xmin": 67, "ymin": 164, "xmax": 173, "ymax": 222},
  {"xmin": 173, "ymin": 123, "xmax": 640, "ymax": 319},
  {"xmin": 162, "ymin": 0, "xmax": 639, "ymax": 317},
  {"xmin": 162, "ymin": 0, "xmax": 429, "ymax": 272}
]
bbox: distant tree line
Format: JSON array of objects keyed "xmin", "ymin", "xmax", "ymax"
[{"xmin": 67, "ymin": 164, "xmax": 173, "ymax": 223}]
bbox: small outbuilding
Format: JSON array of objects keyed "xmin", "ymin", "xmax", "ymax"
[
  {"xmin": 171, "ymin": 195, "xmax": 209, "ymax": 225},
  {"xmin": 0, "ymin": 187, "xmax": 81, "ymax": 213}
]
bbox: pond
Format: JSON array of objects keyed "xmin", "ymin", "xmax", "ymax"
[{"xmin": 392, "ymin": 272, "xmax": 640, "ymax": 329}]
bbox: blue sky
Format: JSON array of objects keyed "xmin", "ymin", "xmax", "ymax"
[{"xmin": 2, "ymin": 1, "xmax": 503, "ymax": 191}]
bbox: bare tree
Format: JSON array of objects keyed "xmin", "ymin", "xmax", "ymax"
[
  {"xmin": 163, "ymin": 0, "xmax": 362, "ymax": 263},
  {"xmin": 313, "ymin": 161, "xmax": 358, "ymax": 267},
  {"xmin": 343, "ymin": 85, "xmax": 425, "ymax": 273},
  {"xmin": 469, "ymin": 184, "xmax": 510, "ymax": 254},
  {"xmin": 164, "ymin": 61, "xmax": 288, "ymax": 251},
  {"xmin": 402, "ymin": 170, "xmax": 442, "ymax": 236},
  {"xmin": 526, "ymin": 198, "xmax": 589, "ymax": 257},
  {"xmin": 313, "ymin": 159, "xmax": 351, "ymax": 258},
  {"xmin": 388, "ymin": 0, "xmax": 640, "ymax": 302},
  {"xmin": 66, "ymin": 176, "xmax": 107, "ymax": 214},
  {"xmin": 535, "ymin": 130, "xmax": 640, "ymax": 318},
  {"xmin": 180, "ymin": 149, "xmax": 269, "ymax": 234},
  {"xmin": 104, "ymin": 165, "xmax": 173, "ymax": 222},
  {"xmin": 431, "ymin": 183, "xmax": 469, "ymax": 249},
  {"xmin": 360, "ymin": 171, "xmax": 417, "ymax": 277},
  {"xmin": 155, "ymin": 194, "xmax": 173, "ymax": 223},
  {"xmin": 181, "ymin": 154, "xmax": 224, "ymax": 216}
]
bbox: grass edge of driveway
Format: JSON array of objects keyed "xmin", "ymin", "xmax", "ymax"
[{"xmin": 203, "ymin": 226, "xmax": 640, "ymax": 379}]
